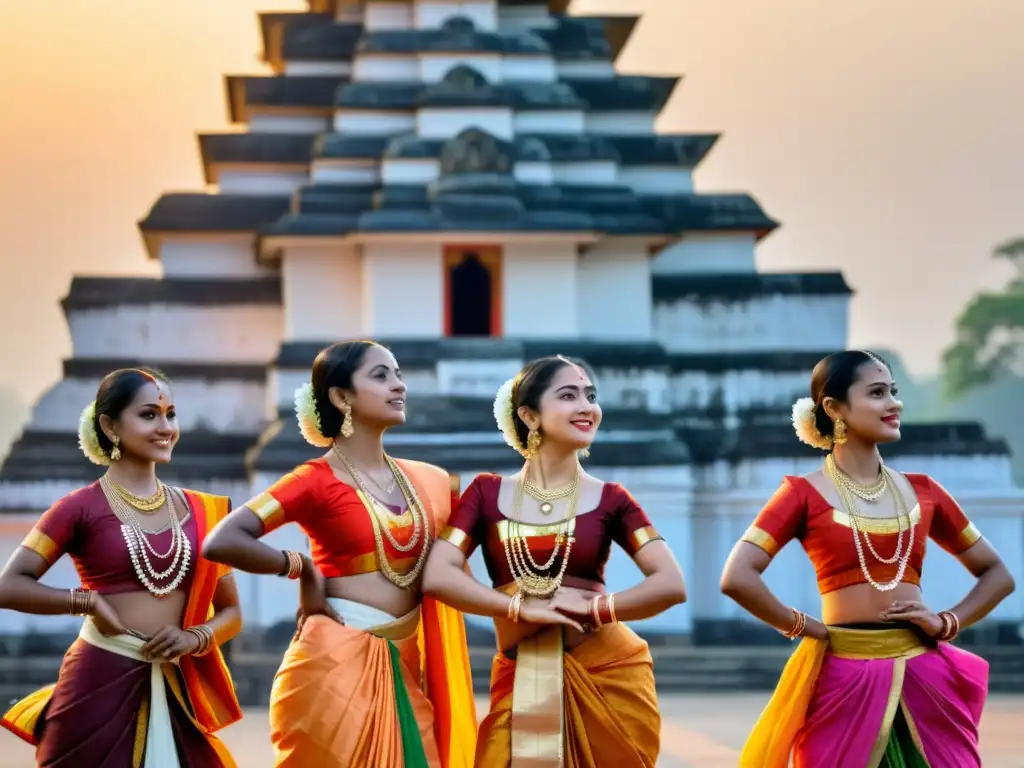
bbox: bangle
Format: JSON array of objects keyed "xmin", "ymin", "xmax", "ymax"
[
  {"xmin": 607, "ymin": 593, "xmax": 617, "ymax": 625},
  {"xmin": 590, "ymin": 595, "xmax": 603, "ymax": 629},
  {"xmin": 185, "ymin": 625, "xmax": 215, "ymax": 656},
  {"xmin": 594, "ymin": 594, "xmax": 618, "ymax": 626},
  {"xmin": 780, "ymin": 609, "xmax": 806, "ymax": 639},
  {"xmin": 507, "ymin": 591, "xmax": 523, "ymax": 623},
  {"xmin": 937, "ymin": 610, "xmax": 960, "ymax": 642},
  {"xmin": 68, "ymin": 588, "xmax": 93, "ymax": 616},
  {"xmin": 281, "ymin": 551, "xmax": 303, "ymax": 580}
]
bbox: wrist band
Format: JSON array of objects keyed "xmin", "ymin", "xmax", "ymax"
[
  {"xmin": 590, "ymin": 595, "xmax": 603, "ymax": 629},
  {"xmin": 937, "ymin": 610, "xmax": 960, "ymax": 642},
  {"xmin": 68, "ymin": 588, "xmax": 94, "ymax": 617},
  {"xmin": 507, "ymin": 591, "xmax": 524, "ymax": 623},
  {"xmin": 780, "ymin": 609, "xmax": 806, "ymax": 639},
  {"xmin": 281, "ymin": 551, "xmax": 303, "ymax": 580},
  {"xmin": 186, "ymin": 624, "xmax": 216, "ymax": 656}
]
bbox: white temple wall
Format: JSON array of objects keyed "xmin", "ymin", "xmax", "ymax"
[
  {"xmin": 591, "ymin": 368, "xmax": 671, "ymax": 412},
  {"xmin": 381, "ymin": 158, "xmax": 440, "ymax": 184},
  {"xmin": 364, "ymin": 2, "xmax": 414, "ymax": 29},
  {"xmin": 282, "ymin": 244, "xmax": 364, "ymax": 341},
  {"xmin": 670, "ymin": 370, "xmax": 806, "ymax": 412},
  {"xmin": 216, "ymin": 169, "xmax": 309, "ymax": 197},
  {"xmin": 416, "ymin": 108, "xmax": 513, "ymax": 139},
  {"xmin": 68, "ymin": 305, "xmax": 282, "ymax": 362},
  {"xmin": 652, "ymin": 233, "xmax": 756, "ymax": 275},
  {"xmin": 419, "ymin": 54, "xmax": 502, "ymax": 83},
  {"xmin": 310, "ymin": 159, "xmax": 380, "ymax": 184},
  {"xmin": 500, "ymin": 56, "xmax": 557, "ymax": 82},
  {"xmin": 513, "ymin": 162, "xmax": 553, "ymax": 184},
  {"xmin": 496, "ymin": 5, "xmax": 553, "ymax": 31},
  {"xmin": 247, "ymin": 113, "xmax": 330, "ymax": 134},
  {"xmin": 352, "ymin": 55, "xmax": 420, "ymax": 81},
  {"xmin": 363, "ymin": 243, "xmax": 445, "ymax": 337},
  {"xmin": 576, "ymin": 239, "xmax": 652, "ymax": 341},
  {"xmin": 619, "ymin": 167, "xmax": 694, "ymax": 196},
  {"xmin": 512, "ymin": 111, "xmax": 585, "ymax": 135},
  {"xmin": 414, "ymin": 1, "xmax": 498, "ymax": 31},
  {"xmin": 28, "ymin": 378, "xmax": 267, "ymax": 435},
  {"xmin": 585, "ymin": 112, "xmax": 657, "ymax": 135},
  {"xmin": 502, "ymin": 242, "xmax": 577, "ymax": 337},
  {"xmin": 654, "ymin": 293, "xmax": 849, "ymax": 353},
  {"xmin": 283, "ymin": 61, "xmax": 352, "ymax": 77},
  {"xmin": 160, "ymin": 238, "xmax": 273, "ymax": 278},
  {"xmin": 557, "ymin": 61, "xmax": 616, "ymax": 79},
  {"xmin": 334, "ymin": 111, "xmax": 417, "ymax": 135}
]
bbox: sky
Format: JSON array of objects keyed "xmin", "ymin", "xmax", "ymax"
[{"xmin": 0, "ymin": 0, "xmax": 1022, "ymax": 429}]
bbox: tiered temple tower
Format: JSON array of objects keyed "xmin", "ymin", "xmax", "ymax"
[{"xmin": 1, "ymin": 0, "xmax": 1021, "ymax": 643}]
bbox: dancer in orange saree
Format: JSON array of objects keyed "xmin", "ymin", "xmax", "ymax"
[
  {"xmin": 203, "ymin": 341, "xmax": 476, "ymax": 767},
  {"xmin": 423, "ymin": 355, "xmax": 687, "ymax": 767},
  {"xmin": 721, "ymin": 351, "xmax": 1015, "ymax": 768},
  {"xmin": 0, "ymin": 368, "xmax": 242, "ymax": 767}
]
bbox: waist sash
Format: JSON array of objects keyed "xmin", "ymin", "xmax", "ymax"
[
  {"xmin": 326, "ymin": 597, "xmax": 420, "ymax": 640},
  {"xmin": 78, "ymin": 619, "xmax": 180, "ymax": 768}
]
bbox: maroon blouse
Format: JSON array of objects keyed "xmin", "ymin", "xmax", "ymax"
[
  {"xmin": 439, "ymin": 473, "xmax": 663, "ymax": 588},
  {"xmin": 20, "ymin": 482, "xmax": 198, "ymax": 596}
]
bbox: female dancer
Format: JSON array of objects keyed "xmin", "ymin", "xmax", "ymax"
[
  {"xmin": 422, "ymin": 355, "xmax": 687, "ymax": 767},
  {"xmin": 0, "ymin": 367, "xmax": 242, "ymax": 767},
  {"xmin": 201, "ymin": 340, "xmax": 476, "ymax": 768},
  {"xmin": 721, "ymin": 350, "xmax": 1016, "ymax": 768}
]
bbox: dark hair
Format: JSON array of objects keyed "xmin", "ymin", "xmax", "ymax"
[
  {"xmin": 310, "ymin": 340, "xmax": 382, "ymax": 438},
  {"xmin": 809, "ymin": 350, "xmax": 891, "ymax": 439},
  {"xmin": 93, "ymin": 368, "xmax": 171, "ymax": 454},
  {"xmin": 510, "ymin": 355, "xmax": 595, "ymax": 447}
]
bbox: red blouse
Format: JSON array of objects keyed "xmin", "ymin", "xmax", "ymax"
[
  {"xmin": 439, "ymin": 473, "xmax": 663, "ymax": 588},
  {"xmin": 741, "ymin": 473, "xmax": 982, "ymax": 595},
  {"xmin": 245, "ymin": 457, "xmax": 450, "ymax": 579},
  {"xmin": 20, "ymin": 482, "xmax": 198, "ymax": 596}
]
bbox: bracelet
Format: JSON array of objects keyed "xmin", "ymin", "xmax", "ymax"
[
  {"xmin": 937, "ymin": 610, "xmax": 960, "ymax": 642},
  {"xmin": 780, "ymin": 609, "xmax": 806, "ymax": 640},
  {"xmin": 592, "ymin": 594, "xmax": 618, "ymax": 626},
  {"xmin": 507, "ymin": 591, "xmax": 524, "ymax": 623},
  {"xmin": 281, "ymin": 551, "xmax": 303, "ymax": 580},
  {"xmin": 185, "ymin": 625, "xmax": 216, "ymax": 657},
  {"xmin": 68, "ymin": 588, "xmax": 94, "ymax": 617},
  {"xmin": 590, "ymin": 595, "xmax": 603, "ymax": 629}
]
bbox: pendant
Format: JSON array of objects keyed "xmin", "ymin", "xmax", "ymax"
[{"xmin": 540, "ymin": 501, "xmax": 553, "ymax": 515}]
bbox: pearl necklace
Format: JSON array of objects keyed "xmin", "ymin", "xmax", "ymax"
[{"xmin": 100, "ymin": 476, "xmax": 191, "ymax": 598}]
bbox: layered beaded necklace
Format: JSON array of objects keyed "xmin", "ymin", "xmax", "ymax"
[
  {"xmin": 504, "ymin": 462, "xmax": 580, "ymax": 597},
  {"xmin": 100, "ymin": 475, "xmax": 192, "ymax": 598},
  {"xmin": 825, "ymin": 454, "xmax": 915, "ymax": 592},
  {"xmin": 332, "ymin": 446, "xmax": 431, "ymax": 590}
]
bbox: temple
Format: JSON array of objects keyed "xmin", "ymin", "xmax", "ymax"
[{"xmin": 1, "ymin": 0, "xmax": 1021, "ymax": 646}]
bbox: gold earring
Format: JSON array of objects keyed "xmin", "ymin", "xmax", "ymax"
[
  {"xmin": 340, "ymin": 403, "xmax": 354, "ymax": 439},
  {"xmin": 524, "ymin": 429, "xmax": 542, "ymax": 459},
  {"xmin": 833, "ymin": 419, "xmax": 848, "ymax": 445},
  {"xmin": 110, "ymin": 435, "xmax": 121, "ymax": 462}
]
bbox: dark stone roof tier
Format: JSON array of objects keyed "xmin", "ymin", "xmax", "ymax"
[
  {"xmin": 680, "ymin": 420, "xmax": 1009, "ymax": 464},
  {"xmin": 138, "ymin": 193, "xmax": 291, "ymax": 235},
  {"xmin": 61, "ymin": 360, "xmax": 268, "ymax": 382},
  {"xmin": 226, "ymin": 75, "xmax": 346, "ymax": 122},
  {"xmin": 641, "ymin": 194, "xmax": 779, "ymax": 239},
  {"xmin": 310, "ymin": 132, "xmax": 719, "ymax": 167},
  {"xmin": 198, "ymin": 132, "xmax": 316, "ymax": 183},
  {"xmin": 62, "ymin": 276, "xmax": 281, "ymax": 311},
  {"xmin": 0, "ymin": 431, "xmax": 253, "ymax": 485},
  {"xmin": 652, "ymin": 272, "xmax": 852, "ymax": 302},
  {"xmin": 251, "ymin": 415, "xmax": 691, "ymax": 473},
  {"xmin": 267, "ymin": 13, "xmax": 637, "ymax": 64}
]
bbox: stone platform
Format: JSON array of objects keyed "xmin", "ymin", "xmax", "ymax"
[{"xmin": 3, "ymin": 694, "xmax": 1022, "ymax": 767}]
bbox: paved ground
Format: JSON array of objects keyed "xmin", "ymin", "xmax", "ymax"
[{"xmin": 4, "ymin": 693, "xmax": 1023, "ymax": 766}]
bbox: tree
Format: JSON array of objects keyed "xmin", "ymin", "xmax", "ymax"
[{"xmin": 942, "ymin": 237, "xmax": 1024, "ymax": 398}]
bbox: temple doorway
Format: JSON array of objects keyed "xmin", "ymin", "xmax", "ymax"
[{"xmin": 444, "ymin": 247, "xmax": 502, "ymax": 337}]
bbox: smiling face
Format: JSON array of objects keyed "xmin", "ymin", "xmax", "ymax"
[
  {"xmin": 824, "ymin": 359, "xmax": 903, "ymax": 445},
  {"xmin": 102, "ymin": 379, "xmax": 179, "ymax": 465},
  {"xmin": 331, "ymin": 344, "xmax": 407, "ymax": 430},
  {"xmin": 520, "ymin": 362, "xmax": 602, "ymax": 451}
]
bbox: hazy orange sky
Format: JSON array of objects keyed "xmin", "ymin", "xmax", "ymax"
[{"xmin": 0, "ymin": 0, "xmax": 1022, "ymax": 421}]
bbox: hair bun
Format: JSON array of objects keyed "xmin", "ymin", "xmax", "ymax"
[{"xmin": 792, "ymin": 397, "xmax": 833, "ymax": 451}]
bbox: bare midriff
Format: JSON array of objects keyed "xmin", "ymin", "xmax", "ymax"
[
  {"xmin": 325, "ymin": 573, "xmax": 421, "ymax": 619},
  {"xmin": 105, "ymin": 590, "xmax": 189, "ymax": 637},
  {"xmin": 820, "ymin": 581, "xmax": 924, "ymax": 625}
]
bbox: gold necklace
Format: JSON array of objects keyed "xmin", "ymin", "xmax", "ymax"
[
  {"xmin": 826, "ymin": 454, "xmax": 886, "ymax": 501},
  {"xmin": 108, "ymin": 480, "xmax": 166, "ymax": 512},
  {"xmin": 522, "ymin": 465, "xmax": 579, "ymax": 515},
  {"xmin": 333, "ymin": 448, "xmax": 431, "ymax": 590},
  {"xmin": 333, "ymin": 447, "xmax": 421, "ymax": 554},
  {"xmin": 502, "ymin": 469, "xmax": 579, "ymax": 597}
]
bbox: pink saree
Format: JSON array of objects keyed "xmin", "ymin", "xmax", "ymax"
[{"xmin": 741, "ymin": 626, "xmax": 988, "ymax": 768}]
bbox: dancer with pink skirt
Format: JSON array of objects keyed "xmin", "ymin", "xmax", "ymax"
[{"xmin": 720, "ymin": 351, "xmax": 1015, "ymax": 767}]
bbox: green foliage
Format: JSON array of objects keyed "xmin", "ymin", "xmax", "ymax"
[{"xmin": 941, "ymin": 237, "xmax": 1024, "ymax": 398}]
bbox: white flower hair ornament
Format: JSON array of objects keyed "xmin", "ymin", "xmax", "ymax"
[
  {"xmin": 792, "ymin": 397, "xmax": 833, "ymax": 451},
  {"xmin": 493, "ymin": 376, "xmax": 526, "ymax": 456},
  {"xmin": 294, "ymin": 382, "xmax": 333, "ymax": 448},
  {"xmin": 78, "ymin": 401, "xmax": 111, "ymax": 467}
]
